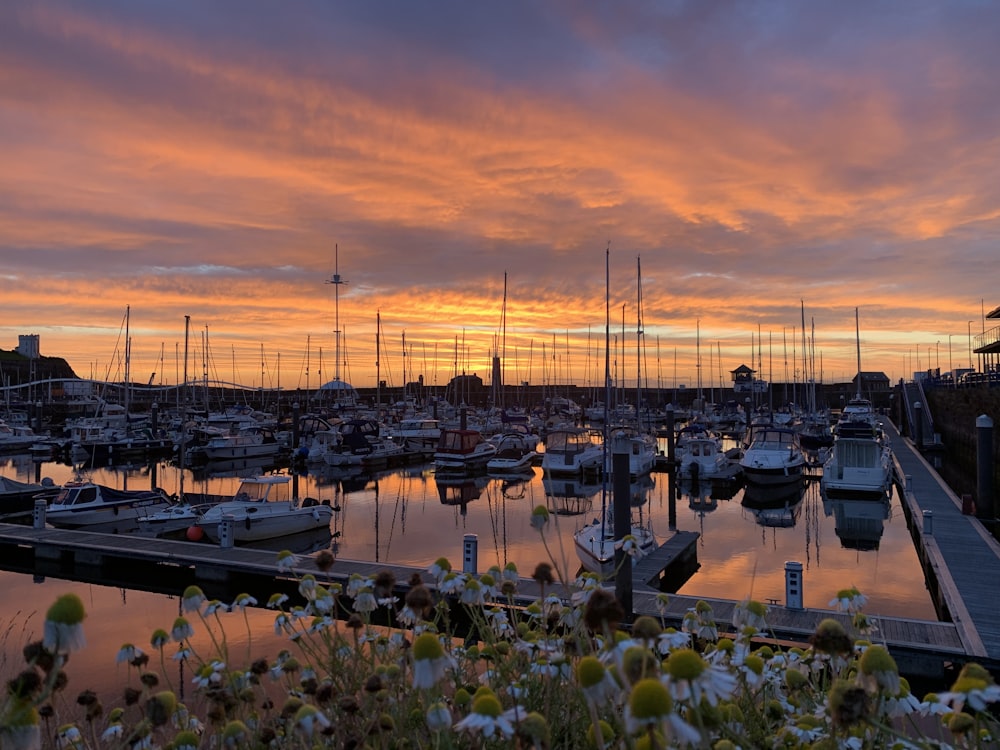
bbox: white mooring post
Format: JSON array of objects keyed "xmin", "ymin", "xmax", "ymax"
[
  {"xmin": 922, "ymin": 510, "xmax": 933, "ymax": 536},
  {"xmin": 463, "ymin": 533, "xmax": 478, "ymax": 574},
  {"xmin": 219, "ymin": 515, "xmax": 236, "ymax": 549},
  {"xmin": 33, "ymin": 498, "xmax": 46, "ymax": 529},
  {"xmin": 785, "ymin": 561, "xmax": 803, "ymax": 610}
]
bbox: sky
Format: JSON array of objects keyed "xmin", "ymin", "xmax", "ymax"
[{"xmin": 1, "ymin": 1, "xmax": 998, "ymax": 394}]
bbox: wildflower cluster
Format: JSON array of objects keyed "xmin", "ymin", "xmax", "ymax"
[{"xmin": 2, "ymin": 546, "xmax": 999, "ymax": 748}]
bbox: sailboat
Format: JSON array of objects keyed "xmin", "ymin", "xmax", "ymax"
[
  {"xmin": 820, "ymin": 308, "xmax": 893, "ymax": 499},
  {"xmin": 574, "ymin": 250, "xmax": 656, "ymax": 575}
]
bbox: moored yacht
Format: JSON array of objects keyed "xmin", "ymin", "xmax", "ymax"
[
  {"xmin": 195, "ymin": 475, "xmax": 333, "ymax": 543},
  {"xmin": 45, "ymin": 481, "xmax": 173, "ymax": 528},
  {"xmin": 739, "ymin": 425, "xmax": 805, "ymax": 486}
]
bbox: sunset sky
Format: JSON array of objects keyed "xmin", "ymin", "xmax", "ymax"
[{"xmin": 2, "ymin": 1, "xmax": 997, "ymax": 394}]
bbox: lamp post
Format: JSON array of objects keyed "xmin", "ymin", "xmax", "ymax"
[
  {"xmin": 949, "ymin": 334, "xmax": 953, "ymax": 379},
  {"xmin": 969, "ymin": 321, "xmax": 974, "ymax": 370}
]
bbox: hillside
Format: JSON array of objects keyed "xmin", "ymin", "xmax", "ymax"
[{"xmin": 0, "ymin": 349, "xmax": 78, "ymax": 383}]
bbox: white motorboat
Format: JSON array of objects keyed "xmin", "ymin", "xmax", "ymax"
[
  {"xmin": 820, "ymin": 307, "xmax": 894, "ymax": 499},
  {"xmin": 676, "ymin": 423, "xmax": 740, "ymax": 481},
  {"xmin": 203, "ymin": 427, "xmax": 281, "ymax": 460},
  {"xmin": 574, "ymin": 505, "xmax": 656, "ymax": 576},
  {"xmin": 195, "ymin": 475, "xmax": 333, "ymax": 544},
  {"xmin": 486, "ymin": 432, "xmax": 538, "ymax": 474},
  {"xmin": 541, "ymin": 428, "xmax": 603, "ymax": 477},
  {"xmin": 387, "ymin": 417, "xmax": 441, "ymax": 454},
  {"xmin": 607, "ymin": 426, "xmax": 658, "ymax": 478},
  {"xmin": 433, "ymin": 428, "xmax": 497, "ymax": 474},
  {"xmin": 739, "ymin": 425, "xmax": 805, "ymax": 486},
  {"xmin": 45, "ymin": 481, "xmax": 173, "ymax": 529},
  {"xmin": 821, "ymin": 420, "xmax": 892, "ymax": 498}
]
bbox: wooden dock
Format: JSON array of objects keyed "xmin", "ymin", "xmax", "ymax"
[
  {"xmin": 0, "ymin": 517, "xmax": 979, "ymax": 678},
  {"xmin": 884, "ymin": 420, "xmax": 1000, "ymax": 663}
]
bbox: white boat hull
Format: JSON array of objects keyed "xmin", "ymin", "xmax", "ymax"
[{"xmin": 198, "ymin": 500, "xmax": 333, "ymax": 543}]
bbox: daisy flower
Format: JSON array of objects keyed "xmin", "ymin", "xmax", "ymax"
[
  {"xmin": 428, "ymin": 557, "xmax": 452, "ymax": 582},
  {"xmin": 171, "ymin": 616, "xmax": 194, "ymax": 642},
  {"xmin": 454, "ymin": 691, "xmax": 516, "ymax": 739},
  {"xmin": 203, "ymin": 599, "xmax": 228, "ymax": 616},
  {"xmin": 231, "ymin": 593, "xmax": 257, "ymax": 611},
  {"xmin": 624, "ymin": 678, "xmax": 701, "ymax": 745},
  {"xmin": 346, "ymin": 573, "xmax": 372, "ymax": 599},
  {"xmin": 267, "ymin": 592, "xmax": 289, "ymax": 609},
  {"xmin": 0, "ymin": 701, "xmax": 40, "ymax": 750},
  {"xmin": 937, "ymin": 663, "xmax": 1000, "ymax": 713},
  {"xmin": 656, "ymin": 628, "xmax": 692, "ymax": 656},
  {"xmin": 829, "ymin": 586, "xmax": 867, "ymax": 613},
  {"xmin": 615, "ymin": 534, "xmax": 644, "ymax": 558},
  {"xmin": 732, "ymin": 598, "xmax": 769, "ymax": 633},
  {"xmin": 116, "ymin": 643, "xmax": 144, "ymax": 664},
  {"xmin": 181, "ymin": 585, "xmax": 206, "ymax": 613},
  {"xmin": 856, "ymin": 644, "xmax": 900, "ymax": 696},
  {"xmin": 663, "ymin": 648, "xmax": 737, "ymax": 706},
  {"xmin": 530, "ymin": 504, "xmax": 550, "ymax": 531},
  {"xmin": 576, "ymin": 655, "xmax": 619, "ymax": 707},
  {"xmin": 43, "ymin": 593, "xmax": 87, "ymax": 654},
  {"xmin": 412, "ymin": 632, "xmax": 457, "ymax": 689},
  {"xmin": 353, "ymin": 587, "xmax": 378, "ymax": 613},
  {"xmin": 439, "ymin": 571, "xmax": 467, "ymax": 596},
  {"xmin": 294, "ymin": 705, "xmax": 331, "ymax": 737},
  {"xmin": 460, "ymin": 579, "xmax": 486, "ymax": 606},
  {"xmin": 425, "ymin": 702, "xmax": 452, "ymax": 731},
  {"xmin": 275, "ymin": 549, "xmax": 297, "ymax": 572}
]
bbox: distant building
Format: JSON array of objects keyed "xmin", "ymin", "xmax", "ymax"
[
  {"xmin": 731, "ymin": 364, "xmax": 767, "ymax": 393},
  {"xmin": 16, "ymin": 334, "xmax": 40, "ymax": 359},
  {"xmin": 852, "ymin": 371, "xmax": 890, "ymax": 395}
]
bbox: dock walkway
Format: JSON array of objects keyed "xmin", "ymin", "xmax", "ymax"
[
  {"xmin": 0, "ymin": 519, "xmax": 972, "ymax": 677},
  {"xmin": 885, "ymin": 420, "xmax": 1000, "ymax": 662}
]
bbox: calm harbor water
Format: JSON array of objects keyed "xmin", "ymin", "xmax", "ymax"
[
  {"xmin": 0, "ymin": 448, "xmax": 939, "ymax": 706},
  {"xmin": 1, "ymin": 449, "xmax": 936, "ymax": 619}
]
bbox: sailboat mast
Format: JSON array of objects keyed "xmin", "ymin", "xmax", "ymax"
[
  {"xmin": 636, "ymin": 256, "xmax": 643, "ymax": 428},
  {"xmin": 855, "ymin": 307, "xmax": 862, "ymax": 398}
]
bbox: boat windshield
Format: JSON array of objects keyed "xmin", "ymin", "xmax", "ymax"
[
  {"xmin": 234, "ymin": 480, "xmax": 288, "ymax": 503},
  {"xmin": 54, "ymin": 486, "xmax": 96, "ymax": 506}
]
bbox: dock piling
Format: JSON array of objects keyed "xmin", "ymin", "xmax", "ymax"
[
  {"xmin": 976, "ymin": 414, "xmax": 994, "ymax": 519},
  {"xmin": 922, "ymin": 510, "xmax": 933, "ymax": 536}
]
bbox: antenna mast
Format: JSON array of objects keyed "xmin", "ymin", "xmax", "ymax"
[{"xmin": 326, "ymin": 244, "xmax": 349, "ymax": 385}]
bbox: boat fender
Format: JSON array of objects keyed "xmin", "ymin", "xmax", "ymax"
[
  {"xmin": 113, "ymin": 505, "xmax": 119, "ymax": 516},
  {"xmin": 245, "ymin": 517, "xmax": 252, "ymax": 531},
  {"xmin": 312, "ymin": 508, "xmax": 320, "ymax": 521}
]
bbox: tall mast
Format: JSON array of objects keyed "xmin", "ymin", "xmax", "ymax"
[
  {"xmin": 855, "ymin": 307, "xmax": 862, "ymax": 398},
  {"xmin": 636, "ymin": 256, "xmax": 643, "ymax": 428},
  {"xmin": 326, "ymin": 244, "xmax": 349, "ymax": 385}
]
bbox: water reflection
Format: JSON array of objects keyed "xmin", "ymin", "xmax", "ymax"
[
  {"xmin": 0, "ymin": 454, "xmax": 935, "ymax": 619},
  {"xmin": 823, "ymin": 494, "xmax": 892, "ymax": 551},
  {"xmin": 742, "ymin": 480, "xmax": 806, "ymax": 529}
]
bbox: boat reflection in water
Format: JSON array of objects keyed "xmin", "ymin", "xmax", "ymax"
[
  {"xmin": 543, "ymin": 475, "xmax": 601, "ymax": 516},
  {"xmin": 436, "ymin": 474, "xmax": 490, "ymax": 516},
  {"xmin": 741, "ymin": 479, "xmax": 806, "ymax": 528},
  {"xmin": 823, "ymin": 493, "xmax": 892, "ymax": 551}
]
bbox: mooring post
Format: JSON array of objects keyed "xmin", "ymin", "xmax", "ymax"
[
  {"xmin": 612, "ymin": 433, "xmax": 633, "ymax": 620},
  {"xmin": 905, "ymin": 475, "xmax": 912, "ymax": 493},
  {"xmin": 665, "ymin": 405, "xmax": 675, "ymax": 463},
  {"xmin": 976, "ymin": 414, "xmax": 994, "ymax": 519},
  {"xmin": 33, "ymin": 498, "xmax": 46, "ymax": 529},
  {"xmin": 784, "ymin": 561, "xmax": 803, "ymax": 610},
  {"xmin": 219, "ymin": 515, "xmax": 236, "ymax": 549},
  {"xmin": 463, "ymin": 533, "xmax": 478, "ymax": 574},
  {"xmin": 922, "ymin": 510, "xmax": 933, "ymax": 536}
]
